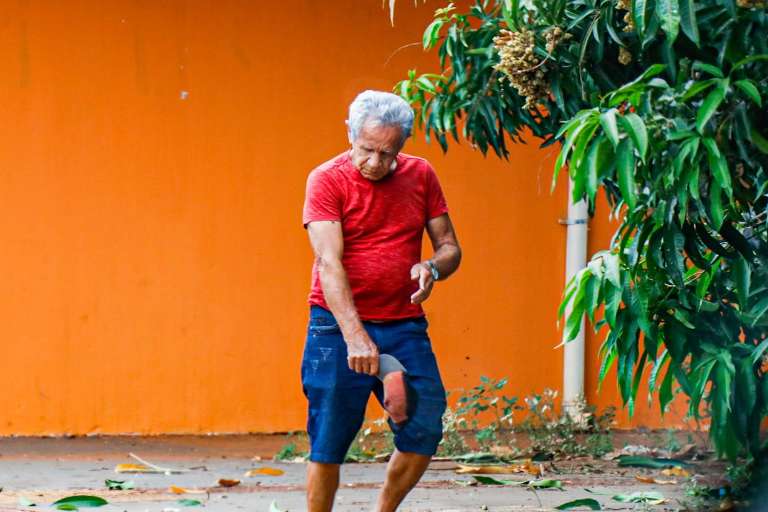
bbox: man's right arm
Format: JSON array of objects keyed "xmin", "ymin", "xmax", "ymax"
[{"xmin": 306, "ymin": 220, "xmax": 379, "ymax": 376}]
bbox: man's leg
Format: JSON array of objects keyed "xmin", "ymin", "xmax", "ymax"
[
  {"xmin": 373, "ymin": 317, "xmax": 447, "ymax": 511},
  {"xmin": 376, "ymin": 449, "xmax": 431, "ymax": 512},
  {"xmin": 307, "ymin": 462, "xmax": 341, "ymax": 512}
]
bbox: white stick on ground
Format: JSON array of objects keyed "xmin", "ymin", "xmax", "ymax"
[{"xmin": 129, "ymin": 452, "xmax": 189, "ymax": 474}]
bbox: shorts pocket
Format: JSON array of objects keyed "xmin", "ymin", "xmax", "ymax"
[{"xmin": 308, "ymin": 323, "xmax": 342, "ymax": 336}]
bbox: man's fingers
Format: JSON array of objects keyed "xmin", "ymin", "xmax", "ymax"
[
  {"xmin": 370, "ymin": 357, "xmax": 380, "ymax": 376},
  {"xmin": 419, "ymin": 267, "xmax": 429, "ymax": 291},
  {"xmin": 347, "ymin": 353, "xmax": 380, "ymax": 375}
]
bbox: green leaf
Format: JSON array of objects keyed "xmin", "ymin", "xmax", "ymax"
[
  {"xmin": 734, "ymin": 80, "xmax": 762, "ymax": 107},
  {"xmin": 556, "ymin": 498, "xmax": 602, "ymax": 510},
  {"xmin": 632, "ymin": 0, "xmax": 649, "ymax": 37},
  {"xmin": 734, "ymin": 257, "xmax": 750, "ymax": 309},
  {"xmin": 752, "ymin": 129, "xmax": 768, "ymax": 154},
  {"xmin": 604, "ymin": 254, "xmax": 621, "ymax": 289},
  {"xmin": 752, "ymin": 339, "xmax": 768, "ymax": 366},
  {"xmin": 708, "ymin": 181, "xmax": 724, "ymax": 230},
  {"xmin": 56, "ymin": 506, "xmax": 78, "ymax": 511},
  {"xmin": 18, "ymin": 497, "xmax": 36, "ymax": 507},
  {"xmin": 600, "ymin": 110, "xmax": 620, "ymax": 148},
  {"xmin": 423, "ymin": 19, "xmax": 444, "ymax": 50},
  {"xmin": 529, "ymin": 479, "xmax": 564, "ymax": 489},
  {"xmin": 618, "ymin": 113, "xmax": 648, "ymax": 161},
  {"xmin": 672, "ymin": 308, "xmax": 695, "ymax": 329},
  {"xmin": 553, "ymin": 118, "xmax": 594, "ymax": 192},
  {"xmin": 696, "ymin": 79, "xmax": 728, "ymax": 133},
  {"xmin": 731, "ymin": 54, "xmax": 768, "ymax": 71},
  {"xmin": 649, "ymin": 350, "xmax": 669, "ymax": 394},
  {"xmin": 692, "ymin": 61, "xmax": 724, "ymax": 78},
  {"xmin": 472, "ymin": 475, "xmax": 516, "ymax": 485},
  {"xmin": 52, "ymin": 497, "xmax": 107, "ymax": 509},
  {"xmin": 270, "ymin": 501, "xmax": 286, "ymax": 512},
  {"xmin": 682, "ymin": 79, "xmax": 716, "ymax": 101},
  {"xmin": 585, "ymin": 136, "xmax": 613, "ymax": 203},
  {"xmin": 702, "ymin": 137, "xmax": 732, "ymax": 199},
  {"xmin": 177, "ymin": 499, "xmax": 202, "ymax": 507},
  {"xmin": 656, "ymin": 0, "xmax": 680, "ymax": 42},
  {"xmin": 659, "ymin": 357, "xmax": 675, "ymax": 413},
  {"xmin": 612, "ymin": 491, "xmax": 666, "ymax": 505},
  {"xmin": 617, "ymin": 455, "xmax": 689, "ymax": 468},
  {"xmin": 104, "ymin": 480, "xmax": 134, "ymax": 491},
  {"xmin": 690, "ymin": 357, "xmax": 717, "ymax": 416},
  {"xmin": 678, "ymin": 0, "xmax": 699, "ymax": 45}
]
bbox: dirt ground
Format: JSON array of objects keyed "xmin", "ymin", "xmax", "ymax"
[{"xmin": 0, "ymin": 435, "xmax": 729, "ymax": 511}]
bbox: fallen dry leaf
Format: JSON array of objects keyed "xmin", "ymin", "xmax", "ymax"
[
  {"xmin": 169, "ymin": 486, "xmax": 207, "ymax": 495},
  {"xmin": 115, "ymin": 463, "xmax": 158, "ymax": 474},
  {"xmin": 662, "ymin": 467, "xmax": 690, "ymax": 477},
  {"xmin": 244, "ymin": 467, "xmax": 285, "ymax": 477},
  {"xmin": 456, "ymin": 465, "xmax": 516, "ymax": 475},
  {"xmin": 635, "ymin": 475, "xmax": 679, "ymax": 485},
  {"xmin": 522, "ymin": 459, "xmax": 543, "ymax": 477},
  {"xmin": 455, "ymin": 460, "xmax": 541, "ymax": 477},
  {"xmin": 217, "ymin": 479, "xmax": 240, "ymax": 488}
]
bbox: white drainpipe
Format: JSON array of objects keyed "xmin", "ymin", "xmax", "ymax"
[{"xmin": 561, "ymin": 179, "xmax": 588, "ymax": 417}]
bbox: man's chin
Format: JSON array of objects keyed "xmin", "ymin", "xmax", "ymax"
[{"xmin": 360, "ymin": 169, "xmax": 388, "ymax": 181}]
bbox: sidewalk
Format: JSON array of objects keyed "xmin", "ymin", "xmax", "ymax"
[{"xmin": 0, "ymin": 435, "xmax": 720, "ymax": 511}]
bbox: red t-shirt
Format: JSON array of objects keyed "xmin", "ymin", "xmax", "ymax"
[{"xmin": 302, "ymin": 151, "xmax": 449, "ymax": 321}]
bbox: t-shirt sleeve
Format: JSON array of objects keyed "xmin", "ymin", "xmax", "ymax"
[
  {"xmin": 302, "ymin": 169, "xmax": 343, "ymax": 227},
  {"xmin": 424, "ymin": 162, "xmax": 449, "ymax": 220}
]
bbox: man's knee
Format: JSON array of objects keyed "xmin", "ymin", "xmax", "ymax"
[{"xmin": 307, "ymin": 461, "xmax": 341, "ymax": 485}]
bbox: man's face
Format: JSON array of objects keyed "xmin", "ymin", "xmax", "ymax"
[{"xmin": 349, "ymin": 122, "xmax": 404, "ymax": 181}]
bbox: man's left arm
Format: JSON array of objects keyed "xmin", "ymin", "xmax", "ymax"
[{"xmin": 410, "ymin": 213, "xmax": 462, "ymax": 304}]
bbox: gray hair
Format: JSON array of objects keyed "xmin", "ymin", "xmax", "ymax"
[{"xmin": 347, "ymin": 90, "xmax": 414, "ymax": 143}]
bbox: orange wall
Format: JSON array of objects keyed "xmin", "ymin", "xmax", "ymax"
[{"xmin": 0, "ymin": 0, "xmax": 681, "ymax": 435}]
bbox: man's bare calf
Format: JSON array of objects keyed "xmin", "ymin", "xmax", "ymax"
[{"xmin": 307, "ymin": 450, "xmax": 431, "ymax": 512}]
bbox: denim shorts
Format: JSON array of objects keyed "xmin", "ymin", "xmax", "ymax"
[{"xmin": 301, "ymin": 306, "xmax": 447, "ymax": 464}]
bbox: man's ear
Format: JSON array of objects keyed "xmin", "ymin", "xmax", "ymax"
[{"xmin": 390, "ymin": 159, "xmax": 397, "ymax": 171}]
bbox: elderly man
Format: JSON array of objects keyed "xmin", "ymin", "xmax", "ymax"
[{"xmin": 301, "ymin": 90, "xmax": 462, "ymax": 512}]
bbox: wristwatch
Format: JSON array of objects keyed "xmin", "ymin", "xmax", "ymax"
[{"xmin": 425, "ymin": 260, "xmax": 440, "ymax": 281}]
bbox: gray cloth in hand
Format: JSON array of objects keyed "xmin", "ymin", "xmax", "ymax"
[{"xmin": 377, "ymin": 353, "xmax": 406, "ymax": 381}]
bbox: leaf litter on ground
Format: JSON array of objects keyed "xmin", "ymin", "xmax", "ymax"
[
  {"xmin": 115, "ymin": 453, "xmax": 188, "ymax": 474},
  {"xmin": 635, "ymin": 474, "xmax": 678, "ymax": 485},
  {"xmin": 616, "ymin": 455, "xmax": 689, "ymax": 468},
  {"xmin": 104, "ymin": 480, "xmax": 134, "ymax": 490},
  {"xmin": 18, "ymin": 497, "xmax": 36, "ymax": 507},
  {"xmin": 455, "ymin": 459, "xmax": 543, "ymax": 476},
  {"xmin": 555, "ymin": 498, "xmax": 602, "ymax": 510},
  {"xmin": 612, "ymin": 491, "xmax": 666, "ymax": 505},
  {"xmin": 245, "ymin": 467, "xmax": 285, "ymax": 477},
  {"xmin": 177, "ymin": 499, "xmax": 202, "ymax": 507},
  {"xmin": 470, "ymin": 475, "xmax": 563, "ymax": 489},
  {"xmin": 584, "ymin": 488, "xmax": 667, "ymax": 505},
  {"xmin": 52, "ymin": 496, "xmax": 108, "ymax": 510},
  {"xmin": 169, "ymin": 486, "xmax": 207, "ymax": 495}
]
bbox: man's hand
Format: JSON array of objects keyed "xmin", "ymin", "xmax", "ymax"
[
  {"xmin": 346, "ymin": 330, "xmax": 380, "ymax": 375},
  {"xmin": 410, "ymin": 262, "xmax": 435, "ymax": 304}
]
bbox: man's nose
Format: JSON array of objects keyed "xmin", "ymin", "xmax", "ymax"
[{"xmin": 368, "ymin": 153, "xmax": 382, "ymax": 167}]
